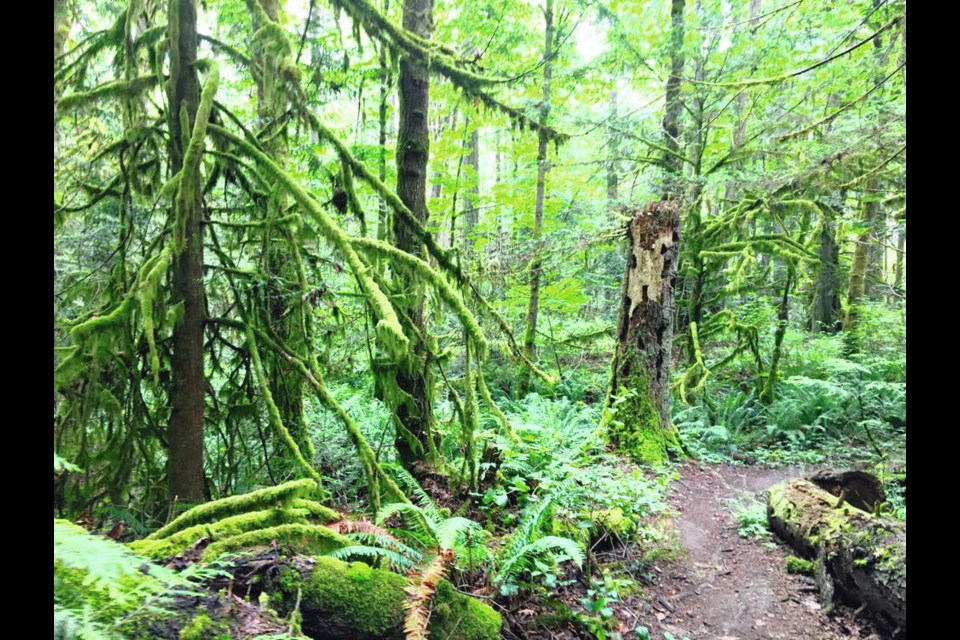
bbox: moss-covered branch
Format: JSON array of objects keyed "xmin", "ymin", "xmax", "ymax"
[
  {"xmin": 146, "ymin": 478, "xmax": 320, "ymax": 540},
  {"xmin": 208, "ymin": 123, "xmax": 408, "ymax": 356}
]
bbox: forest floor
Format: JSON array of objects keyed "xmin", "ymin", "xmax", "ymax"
[{"xmin": 640, "ymin": 461, "xmax": 883, "ymax": 640}]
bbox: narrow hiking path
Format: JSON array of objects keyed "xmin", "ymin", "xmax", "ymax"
[{"xmin": 644, "ymin": 461, "xmax": 881, "ymax": 640}]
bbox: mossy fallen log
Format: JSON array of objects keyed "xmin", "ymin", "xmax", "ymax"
[
  {"xmin": 261, "ymin": 555, "xmax": 502, "ymax": 640},
  {"xmin": 767, "ymin": 479, "xmax": 905, "ymax": 635}
]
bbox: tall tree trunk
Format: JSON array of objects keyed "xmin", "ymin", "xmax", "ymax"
[
  {"xmin": 166, "ymin": 0, "xmax": 206, "ymax": 504},
  {"xmin": 606, "ymin": 86, "xmax": 619, "ymax": 203},
  {"xmin": 378, "ymin": 4, "xmax": 391, "ymax": 250},
  {"xmin": 516, "ymin": 0, "xmax": 554, "ymax": 399},
  {"xmin": 660, "ymin": 0, "xmax": 686, "ymax": 200},
  {"xmin": 760, "ymin": 267, "xmax": 792, "ymax": 404},
  {"xmin": 392, "ymin": 0, "xmax": 436, "ymax": 471},
  {"xmin": 54, "ymin": 0, "xmax": 71, "ymax": 157},
  {"xmin": 844, "ymin": 180, "xmax": 879, "ymax": 354},
  {"xmin": 462, "ymin": 126, "xmax": 480, "ymax": 254},
  {"xmin": 811, "ymin": 211, "xmax": 841, "ymax": 332},
  {"xmin": 606, "ymin": 202, "xmax": 681, "ymax": 463},
  {"xmin": 892, "ymin": 230, "xmax": 905, "ymax": 295}
]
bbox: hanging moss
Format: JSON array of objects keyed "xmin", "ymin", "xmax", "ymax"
[
  {"xmin": 245, "ymin": 325, "xmax": 326, "ymax": 490},
  {"xmin": 351, "ymin": 237, "xmax": 486, "ymax": 357},
  {"xmin": 138, "ymin": 245, "xmax": 172, "ymax": 386},
  {"xmin": 201, "ymin": 523, "xmax": 350, "ymax": 561},
  {"xmin": 477, "ymin": 370, "xmax": 519, "ymax": 443},
  {"xmin": 208, "ymin": 124, "xmax": 408, "ymax": 358},
  {"xmin": 674, "ymin": 321, "xmax": 710, "ymax": 404},
  {"xmin": 174, "ymin": 59, "xmax": 220, "ymax": 253},
  {"xmin": 146, "ymin": 478, "xmax": 319, "ymax": 541}
]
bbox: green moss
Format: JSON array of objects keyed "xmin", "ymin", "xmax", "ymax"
[
  {"xmin": 785, "ymin": 555, "xmax": 815, "ymax": 576},
  {"xmin": 592, "ymin": 508, "xmax": 637, "ymax": 539},
  {"xmin": 607, "ymin": 350, "xmax": 673, "ymax": 464},
  {"xmin": 130, "ymin": 508, "xmax": 313, "ymax": 561},
  {"xmin": 292, "ymin": 498, "xmax": 341, "ymax": 523},
  {"xmin": 178, "ymin": 613, "xmax": 228, "ymax": 640},
  {"xmin": 146, "ymin": 478, "xmax": 319, "ymax": 540},
  {"xmin": 275, "ymin": 557, "xmax": 500, "ymax": 640},
  {"xmin": 431, "ymin": 579, "xmax": 502, "ymax": 640},
  {"xmin": 58, "ymin": 75, "xmax": 159, "ymax": 111},
  {"xmin": 201, "ymin": 523, "xmax": 350, "ymax": 562}
]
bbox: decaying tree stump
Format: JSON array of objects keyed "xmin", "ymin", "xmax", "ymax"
[
  {"xmin": 606, "ymin": 201, "xmax": 681, "ymax": 463},
  {"xmin": 767, "ymin": 478, "xmax": 905, "ymax": 636}
]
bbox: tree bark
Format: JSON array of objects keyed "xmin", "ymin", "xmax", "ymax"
[
  {"xmin": 811, "ymin": 211, "xmax": 841, "ymax": 332},
  {"xmin": 516, "ymin": 0, "xmax": 554, "ymax": 399},
  {"xmin": 392, "ymin": 0, "xmax": 436, "ymax": 471},
  {"xmin": 760, "ymin": 267, "xmax": 792, "ymax": 403},
  {"xmin": 166, "ymin": 0, "xmax": 206, "ymax": 504},
  {"xmin": 606, "ymin": 202, "xmax": 681, "ymax": 463},
  {"xmin": 462, "ymin": 126, "xmax": 480, "ymax": 253},
  {"xmin": 660, "ymin": 0, "xmax": 686, "ymax": 200},
  {"xmin": 767, "ymin": 479, "xmax": 906, "ymax": 636}
]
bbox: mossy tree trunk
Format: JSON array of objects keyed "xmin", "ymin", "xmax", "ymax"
[
  {"xmin": 660, "ymin": 0, "xmax": 686, "ymax": 199},
  {"xmin": 392, "ymin": 0, "xmax": 437, "ymax": 472},
  {"xmin": 760, "ymin": 266, "xmax": 792, "ymax": 404},
  {"xmin": 607, "ymin": 202, "xmax": 681, "ymax": 464},
  {"xmin": 844, "ymin": 180, "xmax": 878, "ymax": 354},
  {"xmin": 166, "ymin": 0, "xmax": 207, "ymax": 504},
  {"xmin": 811, "ymin": 209, "xmax": 841, "ymax": 332},
  {"xmin": 516, "ymin": 0, "xmax": 554, "ymax": 399}
]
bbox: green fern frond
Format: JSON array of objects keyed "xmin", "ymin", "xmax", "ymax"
[
  {"xmin": 434, "ymin": 516, "xmax": 484, "ymax": 551},
  {"xmin": 376, "ymin": 502, "xmax": 438, "ymax": 544},
  {"xmin": 494, "ymin": 535, "xmax": 584, "ymax": 585},
  {"xmin": 327, "ymin": 545, "xmax": 418, "ymax": 571},
  {"xmin": 383, "ymin": 464, "xmax": 442, "ymax": 525}
]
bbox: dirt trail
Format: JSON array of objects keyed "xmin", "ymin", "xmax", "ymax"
[{"xmin": 646, "ymin": 462, "xmax": 880, "ymax": 640}]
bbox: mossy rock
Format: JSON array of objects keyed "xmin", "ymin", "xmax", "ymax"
[{"xmin": 271, "ymin": 556, "xmax": 501, "ymax": 640}]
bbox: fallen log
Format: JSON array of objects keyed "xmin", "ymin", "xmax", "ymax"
[{"xmin": 767, "ymin": 478, "xmax": 905, "ymax": 635}]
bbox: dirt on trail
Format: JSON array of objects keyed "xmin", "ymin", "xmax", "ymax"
[{"xmin": 643, "ymin": 461, "xmax": 883, "ymax": 640}]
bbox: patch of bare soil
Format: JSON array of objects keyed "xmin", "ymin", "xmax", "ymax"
[{"xmin": 644, "ymin": 462, "xmax": 885, "ymax": 640}]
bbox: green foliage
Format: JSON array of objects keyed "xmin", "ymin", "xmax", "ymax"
[
  {"xmin": 54, "ymin": 520, "xmax": 195, "ymax": 639},
  {"xmin": 725, "ymin": 494, "xmax": 772, "ymax": 540}
]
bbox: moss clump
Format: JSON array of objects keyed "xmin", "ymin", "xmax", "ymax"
[
  {"xmin": 177, "ymin": 613, "xmax": 228, "ymax": 640},
  {"xmin": 607, "ymin": 361, "xmax": 672, "ymax": 464},
  {"xmin": 785, "ymin": 555, "xmax": 815, "ymax": 576},
  {"xmin": 592, "ymin": 508, "xmax": 637, "ymax": 540},
  {"xmin": 201, "ymin": 523, "xmax": 350, "ymax": 562},
  {"xmin": 274, "ymin": 557, "xmax": 500, "ymax": 640}
]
